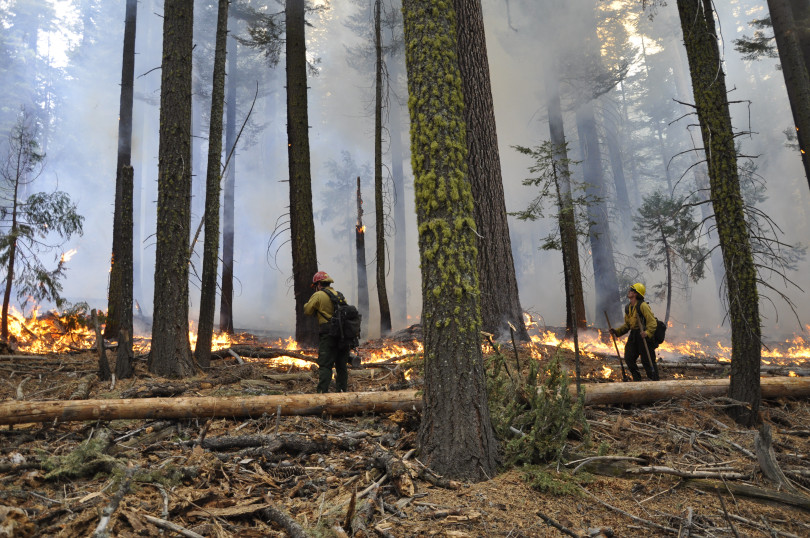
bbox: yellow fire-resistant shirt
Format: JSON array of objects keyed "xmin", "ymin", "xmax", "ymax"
[
  {"xmin": 614, "ymin": 301, "xmax": 657, "ymax": 340},
  {"xmin": 304, "ymin": 287, "xmax": 339, "ymax": 325}
]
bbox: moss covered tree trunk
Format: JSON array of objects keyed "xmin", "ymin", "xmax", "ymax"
[
  {"xmin": 546, "ymin": 69, "xmax": 586, "ymax": 331},
  {"xmin": 402, "ymin": 0, "xmax": 498, "ymax": 482},
  {"xmin": 286, "ymin": 0, "xmax": 319, "ymax": 347},
  {"xmin": 767, "ymin": 0, "xmax": 810, "ymax": 186},
  {"xmin": 149, "ymin": 0, "xmax": 195, "ymax": 377},
  {"xmin": 105, "ymin": 0, "xmax": 137, "ymax": 341},
  {"xmin": 453, "ymin": 0, "xmax": 528, "ymax": 341},
  {"xmin": 374, "ymin": 0, "xmax": 392, "ymax": 336},
  {"xmin": 195, "ymin": 0, "xmax": 229, "ymax": 368},
  {"xmin": 677, "ymin": 0, "xmax": 761, "ymax": 426}
]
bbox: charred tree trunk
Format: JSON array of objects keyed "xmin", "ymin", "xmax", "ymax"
[
  {"xmin": 195, "ymin": 0, "xmax": 229, "ymax": 368},
  {"xmin": 219, "ymin": 30, "xmax": 237, "ymax": 334},
  {"xmin": 767, "ymin": 0, "xmax": 810, "ymax": 186},
  {"xmin": 149, "ymin": 0, "xmax": 195, "ymax": 377},
  {"xmin": 454, "ymin": 0, "xmax": 528, "ymax": 341},
  {"xmin": 286, "ymin": 0, "xmax": 319, "ymax": 347},
  {"xmin": 356, "ymin": 177, "xmax": 370, "ymax": 323},
  {"xmin": 115, "ymin": 165, "xmax": 134, "ymax": 379},
  {"xmin": 105, "ymin": 0, "xmax": 137, "ymax": 341},
  {"xmin": 374, "ymin": 0, "xmax": 392, "ymax": 336},
  {"xmin": 677, "ymin": 0, "xmax": 762, "ymax": 426},
  {"xmin": 403, "ymin": 0, "xmax": 499, "ymax": 482},
  {"xmin": 546, "ymin": 70, "xmax": 586, "ymax": 331}
]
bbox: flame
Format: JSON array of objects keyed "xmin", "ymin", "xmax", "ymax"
[{"xmin": 60, "ymin": 248, "xmax": 77, "ymax": 263}]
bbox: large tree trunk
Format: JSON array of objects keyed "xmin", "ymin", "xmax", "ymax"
[
  {"xmin": 220, "ymin": 31, "xmax": 237, "ymax": 334},
  {"xmin": 374, "ymin": 0, "xmax": 392, "ymax": 336},
  {"xmin": 790, "ymin": 0, "xmax": 810, "ymax": 76},
  {"xmin": 149, "ymin": 0, "xmax": 195, "ymax": 378},
  {"xmin": 546, "ymin": 69, "xmax": 586, "ymax": 331},
  {"xmin": 2, "ymin": 377, "xmax": 808, "ymax": 426},
  {"xmin": 195, "ymin": 0, "xmax": 229, "ymax": 368},
  {"xmin": 389, "ymin": 59, "xmax": 408, "ymax": 329},
  {"xmin": 454, "ymin": 0, "xmax": 528, "ymax": 341},
  {"xmin": 768, "ymin": 0, "xmax": 810, "ymax": 187},
  {"xmin": 286, "ymin": 0, "xmax": 319, "ymax": 347},
  {"xmin": 105, "ymin": 0, "xmax": 137, "ymax": 341},
  {"xmin": 677, "ymin": 0, "xmax": 762, "ymax": 426},
  {"xmin": 403, "ymin": 0, "xmax": 499, "ymax": 482},
  {"xmin": 601, "ymin": 105, "xmax": 632, "ymax": 229},
  {"xmin": 1, "ymin": 166, "xmax": 21, "ymax": 341},
  {"xmin": 575, "ymin": 101, "xmax": 622, "ymax": 327}
]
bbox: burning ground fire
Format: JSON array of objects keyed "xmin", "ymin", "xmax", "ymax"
[{"xmin": 3, "ymin": 307, "xmax": 808, "ymax": 378}]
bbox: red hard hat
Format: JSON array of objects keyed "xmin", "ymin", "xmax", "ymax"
[{"xmin": 311, "ymin": 271, "xmax": 334, "ymax": 287}]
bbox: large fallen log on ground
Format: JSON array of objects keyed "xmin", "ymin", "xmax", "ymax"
[{"xmin": 0, "ymin": 377, "xmax": 808, "ymax": 425}]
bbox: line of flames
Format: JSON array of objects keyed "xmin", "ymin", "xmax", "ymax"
[{"xmin": 4, "ymin": 307, "xmax": 807, "ymax": 379}]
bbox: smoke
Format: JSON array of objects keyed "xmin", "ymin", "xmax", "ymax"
[{"xmin": 16, "ymin": 0, "xmax": 808, "ymax": 343}]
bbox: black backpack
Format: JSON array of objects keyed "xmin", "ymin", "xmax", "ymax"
[
  {"xmin": 627, "ymin": 302, "xmax": 666, "ymax": 347},
  {"xmin": 320, "ymin": 289, "xmax": 362, "ymax": 351}
]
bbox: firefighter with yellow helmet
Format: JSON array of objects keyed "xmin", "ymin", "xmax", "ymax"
[{"xmin": 609, "ymin": 283, "xmax": 660, "ymax": 381}]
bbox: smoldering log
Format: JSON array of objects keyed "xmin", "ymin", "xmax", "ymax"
[{"xmin": 1, "ymin": 377, "xmax": 810, "ymax": 425}]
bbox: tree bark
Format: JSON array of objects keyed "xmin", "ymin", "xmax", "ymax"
[
  {"xmin": 286, "ymin": 0, "xmax": 319, "ymax": 347},
  {"xmin": 149, "ymin": 0, "xmax": 195, "ymax": 377},
  {"xmin": 2, "ymin": 377, "xmax": 807, "ymax": 425},
  {"xmin": 402, "ymin": 0, "xmax": 499, "ymax": 481},
  {"xmin": 115, "ymin": 165, "xmax": 134, "ymax": 379},
  {"xmin": 768, "ymin": 0, "xmax": 810, "ymax": 187},
  {"xmin": 676, "ymin": 0, "xmax": 762, "ymax": 426},
  {"xmin": 454, "ymin": 0, "xmax": 528, "ymax": 341},
  {"xmin": 105, "ymin": 0, "xmax": 137, "ymax": 341},
  {"xmin": 220, "ymin": 30, "xmax": 237, "ymax": 334},
  {"xmin": 374, "ymin": 0, "xmax": 392, "ymax": 336},
  {"xmin": 356, "ymin": 177, "xmax": 370, "ymax": 323},
  {"xmin": 195, "ymin": 0, "xmax": 229, "ymax": 368},
  {"xmin": 546, "ymin": 68, "xmax": 587, "ymax": 331}
]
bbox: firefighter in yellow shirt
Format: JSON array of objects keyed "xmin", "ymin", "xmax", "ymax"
[{"xmin": 609, "ymin": 283, "xmax": 659, "ymax": 381}]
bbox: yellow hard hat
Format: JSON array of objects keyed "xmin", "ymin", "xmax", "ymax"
[{"xmin": 630, "ymin": 282, "xmax": 646, "ymax": 297}]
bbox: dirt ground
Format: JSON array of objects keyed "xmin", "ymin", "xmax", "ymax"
[{"xmin": 1, "ymin": 332, "xmax": 809, "ymax": 537}]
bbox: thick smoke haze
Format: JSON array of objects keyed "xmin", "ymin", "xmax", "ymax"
[{"xmin": 7, "ymin": 0, "xmax": 809, "ymax": 344}]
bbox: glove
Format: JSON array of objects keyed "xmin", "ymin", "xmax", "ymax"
[{"xmin": 609, "ymin": 328, "xmax": 617, "ymax": 337}]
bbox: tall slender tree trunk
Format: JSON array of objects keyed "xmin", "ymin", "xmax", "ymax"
[
  {"xmin": 286, "ymin": 0, "xmax": 319, "ymax": 347},
  {"xmin": 389, "ymin": 58, "xmax": 408, "ymax": 328},
  {"xmin": 575, "ymin": 101, "xmax": 622, "ymax": 326},
  {"xmin": 220, "ymin": 31, "xmax": 237, "ymax": 334},
  {"xmin": 767, "ymin": 0, "xmax": 810, "ymax": 186},
  {"xmin": 105, "ymin": 0, "xmax": 137, "ymax": 341},
  {"xmin": 453, "ymin": 0, "xmax": 528, "ymax": 341},
  {"xmin": 356, "ymin": 177, "xmax": 369, "ymax": 325},
  {"xmin": 149, "ymin": 0, "xmax": 195, "ymax": 378},
  {"xmin": 195, "ymin": 0, "xmax": 229, "ymax": 368},
  {"xmin": 1, "ymin": 158, "xmax": 21, "ymax": 341},
  {"xmin": 789, "ymin": 0, "xmax": 810, "ymax": 75},
  {"xmin": 374, "ymin": 0, "xmax": 392, "ymax": 335},
  {"xmin": 546, "ymin": 70, "xmax": 586, "ymax": 331},
  {"xmin": 677, "ymin": 0, "xmax": 761, "ymax": 426},
  {"xmin": 601, "ymin": 105, "xmax": 631, "ymax": 222},
  {"xmin": 403, "ymin": 0, "xmax": 499, "ymax": 482},
  {"xmin": 115, "ymin": 165, "xmax": 134, "ymax": 379}
]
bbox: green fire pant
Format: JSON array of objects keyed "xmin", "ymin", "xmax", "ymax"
[{"xmin": 316, "ymin": 333, "xmax": 349, "ymax": 393}]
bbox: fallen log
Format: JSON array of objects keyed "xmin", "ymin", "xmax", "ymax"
[{"xmin": 1, "ymin": 377, "xmax": 809, "ymax": 425}]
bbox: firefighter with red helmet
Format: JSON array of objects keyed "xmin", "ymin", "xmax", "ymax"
[
  {"xmin": 304, "ymin": 271, "xmax": 350, "ymax": 393},
  {"xmin": 609, "ymin": 283, "xmax": 659, "ymax": 381}
]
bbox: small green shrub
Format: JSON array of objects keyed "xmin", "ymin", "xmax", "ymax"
[
  {"xmin": 487, "ymin": 351, "xmax": 589, "ymax": 466},
  {"xmin": 521, "ymin": 465, "xmax": 593, "ymax": 497}
]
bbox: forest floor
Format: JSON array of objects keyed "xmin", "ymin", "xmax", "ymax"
[{"xmin": 1, "ymin": 327, "xmax": 809, "ymax": 537}]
